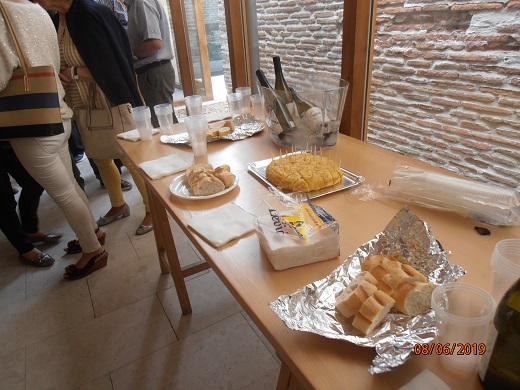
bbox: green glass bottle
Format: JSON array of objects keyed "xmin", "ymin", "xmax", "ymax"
[
  {"xmin": 480, "ymin": 277, "xmax": 520, "ymax": 389},
  {"xmin": 272, "ymin": 56, "xmax": 294, "ymax": 104},
  {"xmin": 256, "ymin": 69, "xmax": 296, "ymax": 133}
]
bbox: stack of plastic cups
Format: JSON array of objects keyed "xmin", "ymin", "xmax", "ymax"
[
  {"xmin": 227, "ymin": 92, "xmax": 242, "ymax": 119},
  {"xmin": 131, "ymin": 106, "xmax": 153, "ymax": 141},
  {"xmin": 250, "ymin": 94, "xmax": 264, "ymax": 121},
  {"xmin": 153, "ymin": 103, "xmax": 175, "ymax": 135},
  {"xmin": 236, "ymin": 86, "xmax": 251, "ymax": 115},
  {"xmin": 490, "ymin": 239, "xmax": 520, "ymax": 303},
  {"xmin": 184, "ymin": 95, "xmax": 202, "ymax": 116}
]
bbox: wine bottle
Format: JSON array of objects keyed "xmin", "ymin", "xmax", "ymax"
[
  {"xmin": 290, "ymin": 87, "xmax": 323, "ymax": 134},
  {"xmin": 272, "ymin": 56, "xmax": 293, "ymax": 103},
  {"xmin": 256, "ymin": 69, "xmax": 296, "ymax": 132},
  {"xmin": 480, "ymin": 277, "xmax": 520, "ymax": 389}
]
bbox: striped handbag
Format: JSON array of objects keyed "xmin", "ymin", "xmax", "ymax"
[{"xmin": 0, "ymin": 1, "xmax": 63, "ymax": 138}]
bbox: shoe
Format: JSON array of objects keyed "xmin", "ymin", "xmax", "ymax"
[
  {"xmin": 64, "ymin": 250, "xmax": 108, "ymax": 280},
  {"xmin": 73, "ymin": 153, "xmax": 85, "ymax": 163},
  {"xmin": 26, "ymin": 232, "xmax": 62, "ymax": 244},
  {"xmin": 65, "ymin": 229, "xmax": 106, "ymax": 254},
  {"xmin": 96, "ymin": 204, "xmax": 131, "ymax": 226},
  {"xmin": 135, "ymin": 224, "xmax": 153, "ymax": 235},
  {"xmin": 121, "ymin": 180, "xmax": 133, "ymax": 191},
  {"xmin": 19, "ymin": 252, "xmax": 55, "ymax": 267}
]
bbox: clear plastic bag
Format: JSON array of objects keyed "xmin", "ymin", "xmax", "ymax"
[
  {"xmin": 379, "ymin": 166, "xmax": 520, "ymax": 226},
  {"xmin": 255, "ymin": 188, "xmax": 340, "ymax": 270}
]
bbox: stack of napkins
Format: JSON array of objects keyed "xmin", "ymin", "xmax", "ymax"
[
  {"xmin": 188, "ymin": 203, "xmax": 256, "ymax": 247},
  {"xmin": 117, "ymin": 128, "xmax": 161, "ymax": 142},
  {"xmin": 139, "ymin": 154, "xmax": 190, "ymax": 180}
]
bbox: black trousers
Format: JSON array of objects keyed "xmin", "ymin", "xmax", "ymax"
[{"xmin": 0, "ymin": 143, "xmax": 43, "ymax": 254}]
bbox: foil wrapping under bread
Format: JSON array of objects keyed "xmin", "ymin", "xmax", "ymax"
[
  {"xmin": 160, "ymin": 114, "xmax": 264, "ymax": 145},
  {"xmin": 269, "ymin": 206, "xmax": 466, "ymax": 374}
]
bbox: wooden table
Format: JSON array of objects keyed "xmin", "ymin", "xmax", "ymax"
[{"xmin": 117, "ymin": 124, "xmax": 520, "ymax": 390}]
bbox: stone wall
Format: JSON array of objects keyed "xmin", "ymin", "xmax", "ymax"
[{"xmin": 248, "ymin": 0, "xmax": 519, "ymax": 191}]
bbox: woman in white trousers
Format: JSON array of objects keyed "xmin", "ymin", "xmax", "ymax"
[{"xmin": 0, "ymin": 0, "xmax": 107, "ymax": 279}]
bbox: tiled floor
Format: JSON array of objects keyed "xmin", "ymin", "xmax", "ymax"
[{"xmin": 0, "ymin": 158, "xmax": 280, "ymax": 390}]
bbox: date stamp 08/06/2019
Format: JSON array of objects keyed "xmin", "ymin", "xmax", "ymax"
[{"xmin": 414, "ymin": 343, "xmax": 486, "ymax": 356}]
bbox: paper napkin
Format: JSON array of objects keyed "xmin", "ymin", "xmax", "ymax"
[
  {"xmin": 139, "ymin": 154, "xmax": 190, "ymax": 180},
  {"xmin": 188, "ymin": 203, "xmax": 256, "ymax": 247},
  {"xmin": 399, "ymin": 370, "xmax": 450, "ymax": 390},
  {"xmin": 117, "ymin": 128, "xmax": 161, "ymax": 142}
]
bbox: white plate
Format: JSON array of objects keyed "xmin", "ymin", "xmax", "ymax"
[{"xmin": 169, "ymin": 174, "xmax": 239, "ymax": 200}]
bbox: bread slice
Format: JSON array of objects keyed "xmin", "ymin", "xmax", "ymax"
[
  {"xmin": 191, "ymin": 173, "xmax": 225, "ymax": 196},
  {"xmin": 352, "ymin": 290, "xmax": 395, "ymax": 334},
  {"xmin": 214, "ymin": 170, "xmax": 235, "ymax": 188},
  {"xmin": 392, "ymin": 281, "xmax": 436, "ymax": 316},
  {"xmin": 336, "ymin": 281, "xmax": 378, "ymax": 319},
  {"xmin": 186, "ymin": 163, "xmax": 213, "ymax": 182},
  {"xmin": 218, "ymin": 127, "xmax": 232, "ymax": 136},
  {"xmin": 207, "ymin": 127, "xmax": 219, "ymax": 136}
]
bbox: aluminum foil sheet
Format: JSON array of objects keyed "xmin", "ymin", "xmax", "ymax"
[
  {"xmin": 269, "ymin": 206, "xmax": 466, "ymax": 374},
  {"xmin": 160, "ymin": 114, "xmax": 264, "ymax": 145}
]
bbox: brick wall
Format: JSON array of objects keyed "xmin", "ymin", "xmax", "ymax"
[
  {"xmin": 251, "ymin": 0, "xmax": 519, "ymax": 191},
  {"xmin": 370, "ymin": 0, "xmax": 520, "ymax": 191}
]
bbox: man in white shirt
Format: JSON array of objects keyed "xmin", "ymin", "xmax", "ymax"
[{"xmin": 125, "ymin": 0, "xmax": 178, "ymax": 127}]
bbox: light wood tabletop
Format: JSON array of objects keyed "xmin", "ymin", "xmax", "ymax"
[{"xmin": 117, "ymin": 123, "xmax": 519, "ymax": 390}]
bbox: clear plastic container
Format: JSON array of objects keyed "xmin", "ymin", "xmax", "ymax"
[{"xmin": 258, "ymin": 73, "xmax": 348, "ymax": 149}]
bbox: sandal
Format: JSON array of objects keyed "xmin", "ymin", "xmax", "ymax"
[
  {"xmin": 64, "ymin": 229, "xmax": 106, "ymax": 254},
  {"xmin": 63, "ymin": 250, "xmax": 108, "ymax": 280}
]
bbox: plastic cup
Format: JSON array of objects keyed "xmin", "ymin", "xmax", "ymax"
[
  {"xmin": 236, "ymin": 86, "xmax": 251, "ymax": 114},
  {"xmin": 431, "ymin": 283, "xmax": 495, "ymax": 376},
  {"xmin": 131, "ymin": 106, "xmax": 153, "ymax": 141},
  {"xmin": 490, "ymin": 239, "xmax": 520, "ymax": 303},
  {"xmin": 227, "ymin": 92, "xmax": 242, "ymax": 119},
  {"xmin": 184, "ymin": 114, "xmax": 208, "ymax": 158},
  {"xmin": 184, "ymin": 95, "xmax": 202, "ymax": 116},
  {"xmin": 250, "ymin": 94, "xmax": 264, "ymax": 121},
  {"xmin": 153, "ymin": 103, "xmax": 174, "ymax": 135}
]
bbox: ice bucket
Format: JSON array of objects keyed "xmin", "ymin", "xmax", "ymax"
[{"xmin": 258, "ymin": 74, "xmax": 348, "ymax": 149}]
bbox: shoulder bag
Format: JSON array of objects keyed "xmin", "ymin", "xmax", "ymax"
[
  {"xmin": 75, "ymin": 84, "xmax": 135, "ymax": 160},
  {"xmin": 0, "ymin": 1, "xmax": 63, "ymax": 138}
]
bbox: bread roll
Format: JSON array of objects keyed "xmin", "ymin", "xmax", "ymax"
[
  {"xmin": 391, "ymin": 281, "xmax": 436, "ymax": 316},
  {"xmin": 336, "ymin": 281, "xmax": 378, "ymax": 319},
  {"xmin": 352, "ymin": 290, "xmax": 395, "ymax": 334}
]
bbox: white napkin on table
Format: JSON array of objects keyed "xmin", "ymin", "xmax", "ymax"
[
  {"xmin": 188, "ymin": 203, "xmax": 256, "ymax": 247},
  {"xmin": 117, "ymin": 128, "xmax": 161, "ymax": 142},
  {"xmin": 139, "ymin": 154, "xmax": 190, "ymax": 180},
  {"xmin": 399, "ymin": 370, "xmax": 450, "ymax": 390}
]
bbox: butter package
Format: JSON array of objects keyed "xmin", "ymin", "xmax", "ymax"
[{"xmin": 256, "ymin": 194, "xmax": 340, "ymax": 270}]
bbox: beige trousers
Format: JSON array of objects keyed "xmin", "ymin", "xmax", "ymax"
[{"xmin": 10, "ymin": 120, "xmax": 100, "ymax": 253}]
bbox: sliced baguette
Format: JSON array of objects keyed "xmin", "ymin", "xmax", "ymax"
[
  {"xmin": 191, "ymin": 173, "xmax": 225, "ymax": 196},
  {"xmin": 218, "ymin": 126, "xmax": 233, "ymax": 136},
  {"xmin": 214, "ymin": 170, "xmax": 235, "ymax": 188},
  {"xmin": 352, "ymin": 290, "xmax": 395, "ymax": 334},
  {"xmin": 391, "ymin": 281, "xmax": 436, "ymax": 316},
  {"xmin": 336, "ymin": 281, "xmax": 378, "ymax": 319}
]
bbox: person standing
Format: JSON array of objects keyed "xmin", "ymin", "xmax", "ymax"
[
  {"xmin": 126, "ymin": 0, "xmax": 179, "ymax": 127},
  {"xmin": 40, "ymin": 0, "xmax": 154, "ymax": 236},
  {"xmin": 0, "ymin": 0, "xmax": 107, "ymax": 280}
]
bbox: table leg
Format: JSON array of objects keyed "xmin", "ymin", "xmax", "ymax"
[
  {"xmin": 276, "ymin": 362, "xmax": 304, "ymax": 390},
  {"xmin": 147, "ymin": 186, "xmax": 193, "ymax": 315}
]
